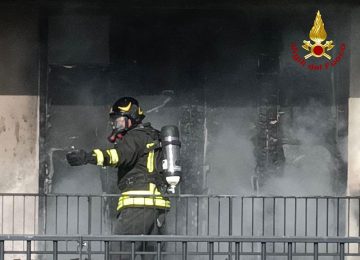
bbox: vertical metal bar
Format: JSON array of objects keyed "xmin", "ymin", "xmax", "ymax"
[
  {"xmin": 66, "ymin": 196, "xmax": 69, "ymax": 234},
  {"xmin": 175, "ymin": 196, "xmax": 178, "ymax": 235},
  {"xmin": 340, "ymin": 242, "xmax": 345, "ymax": 260},
  {"xmin": 283, "ymin": 198, "xmax": 286, "ymax": 253},
  {"xmin": 44, "ymin": 195, "xmax": 47, "ymax": 234},
  {"xmin": 359, "ymin": 198, "xmax": 360, "ymax": 254},
  {"xmin": 12, "ymin": 195, "xmax": 15, "ymax": 235},
  {"xmin": 358, "ymin": 198, "xmax": 360, "ymax": 237},
  {"xmin": 314, "ymin": 242, "xmax": 318, "ymax": 260},
  {"xmin": 23, "ymin": 196, "xmax": 26, "ymax": 251},
  {"xmin": 261, "ymin": 242, "xmax": 266, "ymax": 260},
  {"xmin": 240, "ymin": 197, "xmax": 244, "ymax": 235},
  {"xmin": 186, "ymin": 197, "xmax": 189, "ymax": 235},
  {"xmin": 252, "ymin": 197, "xmax": 254, "ymax": 252},
  {"xmin": 100, "ymin": 197, "xmax": 103, "ymax": 252},
  {"xmin": 34, "ymin": 196, "xmax": 37, "ymax": 234},
  {"xmin": 209, "ymin": 242, "xmax": 214, "ymax": 260},
  {"xmin": 175, "ymin": 198, "xmax": 178, "ymax": 253},
  {"xmin": 262, "ymin": 197, "xmax": 265, "ymax": 236},
  {"xmin": 197, "ymin": 197, "xmax": 200, "ymax": 236},
  {"xmin": 252, "ymin": 197, "xmax": 254, "ymax": 236},
  {"xmin": 337, "ymin": 198, "xmax": 340, "ymax": 236},
  {"xmin": 305, "ymin": 198, "xmax": 308, "ymax": 253},
  {"xmin": 53, "ymin": 241, "xmax": 58, "ymax": 260},
  {"xmin": 12, "ymin": 196, "xmax": 14, "ymax": 249},
  {"xmin": 241, "ymin": 197, "xmax": 243, "ymax": 252},
  {"xmin": 348, "ymin": 198, "xmax": 351, "ymax": 253},
  {"xmin": 218, "ymin": 198, "xmax": 221, "ymax": 235},
  {"xmin": 44, "ymin": 195, "xmax": 48, "ymax": 252},
  {"xmin": 218, "ymin": 198, "xmax": 221, "ymax": 252},
  {"xmin": 336, "ymin": 198, "xmax": 340, "ymax": 254},
  {"xmin": 196, "ymin": 197, "xmax": 199, "ymax": 252},
  {"xmin": 294, "ymin": 198, "xmax": 297, "ymax": 254},
  {"xmin": 100, "ymin": 196, "xmax": 103, "ymax": 235},
  {"xmin": 273, "ymin": 198, "xmax": 276, "ymax": 236},
  {"xmin": 88, "ymin": 196, "xmax": 92, "ymax": 260},
  {"xmin": 0, "ymin": 240, "xmax": 4, "ymax": 260},
  {"xmin": 284, "ymin": 198, "xmax": 286, "ymax": 236},
  {"xmin": 23, "ymin": 195, "xmax": 26, "ymax": 234},
  {"xmin": 88, "ymin": 196, "xmax": 92, "ymax": 234},
  {"xmin": 1, "ymin": 196, "xmax": 3, "ymax": 234},
  {"xmin": 131, "ymin": 241, "xmax": 135, "ymax": 260},
  {"xmin": 347, "ymin": 198, "xmax": 351, "ymax": 233},
  {"xmin": 315, "ymin": 198, "xmax": 318, "ymax": 237},
  {"xmin": 273, "ymin": 198, "xmax": 276, "ymax": 253},
  {"xmin": 287, "ymin": 242, "xmax": 292, "ymax": 260},
  {"xmin": 182, "ymin": 242, "xmax": 187, "ymax": 260},
  {"xmin": 326, "ymin": 198, "xmax": 329, "ymax": 253},
  {"xmin": 66, "ymin": 196, "xmax": 69, "ymax": 251},
  {"xmin": 55, "ymin": 195, "xmax": 58, "ymax": 234},
  {"xmin": 229, "ymin": 197, "xmax": 233, "ymax": 260},
  {"xmin": 77, "ymin": 196, "xmax": 80, "ymax": 234},
  {"xmin": 235, "ymin": 242, "xmax": 240, "ymax": 260},
  {"xmin": 305, "ymin": 198, "xmax": 308, "ymax": 236},
  {"xmin": 157, "ymin": 242, "xmax": 161, "ymax": 260},
  {"xmin": 26, "ymin": 240, "xmax": 31, "ymax": 260},
  {"xmin": 104, "ymin": 241, "xmax": 109, "ymax": 260},
  {"xmin": 208, "ymin": 197, "xmax": 210, "ymax": 236}
]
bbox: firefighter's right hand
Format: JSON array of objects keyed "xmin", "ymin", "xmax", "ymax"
[{"xmin": 66, "ymin": 149, "xmax": 88, "ymax": 166}]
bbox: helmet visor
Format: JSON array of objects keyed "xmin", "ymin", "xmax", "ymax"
[{"xmin": 110, "ymin": 115, "xmax": 128, "ymax": 131}]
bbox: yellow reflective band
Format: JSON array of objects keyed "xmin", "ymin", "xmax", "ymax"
[
  {"xmin": 146, "ymin": 143, "xmax": 155, "ymax": 173},
  {"xmin": 117, "ymin": 183, "xmax": 170, "ymax": 211},
  {"xmin": 93, "ymin": 149, "xmax": 104, "ymax": 166},
  {"xmin": 118, "ymin": 102, "xmax": 132, "ymax": 112},
  {"xmin": 138, "ymin": 107, "xmax": 144, "ymax": 115},
  {"xmin": 122, "ymin": 183, "xmax": 160, "ymax": 195},
  {"xmin": 106, "ymin": 149, "xmax": 119, "ymax": 166},
  {"xmin": 117, "ymin": 197, "xmax": 171, "ymax": 211}
]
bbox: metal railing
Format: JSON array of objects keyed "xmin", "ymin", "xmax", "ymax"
[
  {"xmin": 0, "ymin": 194, "xmax": 359, "ymax": 258},
  {"xmin": 1, "ymin": 235, "xmax": 360, "ymax": 260},
  {"xmin": 0, "ymin": 194, "xmax": 357, "ymax": 237}
]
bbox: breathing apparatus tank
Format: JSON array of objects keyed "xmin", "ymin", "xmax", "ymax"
[{"xmin": 160, "ymin": 125, "xmax": 181, "ymax": 193}]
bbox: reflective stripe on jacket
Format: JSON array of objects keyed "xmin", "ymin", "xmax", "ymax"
[{"xmin": 117, "ymin": 183, "xmax": 170, "ymax": 211}]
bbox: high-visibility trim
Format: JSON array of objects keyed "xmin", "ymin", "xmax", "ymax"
[
  {"xmin": 106, "ymin": 149, "xmax": 119, "ymax": 166},
  {"xmin": 117, "ymin": 197, "xmax": 170, "ymax": 210},
  {"xmin": 122, "ymin": 183, "xmax": 160, "ymax": 195},
  {"xmin": 117, "ymin": 183, "xmax": 170, "ymax": 211},
  {"xmin": 118, "ymin": 102, "xmax": 132, "ymax": 112},
  {"xmin": 146, "ymin": 143, "xmax": 155, "ymax": 173},
  {"xmin": 138, "ymin": 107, "xmax": 144, "ymax": 115},
  {"xmin": 93, "ymin": 149, "xmax": 104, "ymax": 166}
]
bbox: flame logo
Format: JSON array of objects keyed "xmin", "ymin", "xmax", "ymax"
[
  {"xmin": 309, "ymin": 11, "xmax": 327, "ymax": 43},
  {"xmin": 302, "ymin": 10, "xmax": 334, "ymax": 60}
]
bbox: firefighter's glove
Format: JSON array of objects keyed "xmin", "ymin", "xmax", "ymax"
[{"xmin": 66, "ymin": 149, "xmax": 91, "ymax": 166}]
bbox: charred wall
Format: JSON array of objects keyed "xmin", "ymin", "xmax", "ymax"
[{"xmin": 42, "ymin": 4, "xmax": 352, "ymax": 198}]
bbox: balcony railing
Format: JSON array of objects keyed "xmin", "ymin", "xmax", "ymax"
[
  {"xmin": 0, "ymin": 194, "xmax": 359, "ymax": 258},
  {"xmin": 0, "ymin": 235, "xmax": 360, "ymax": 260}
]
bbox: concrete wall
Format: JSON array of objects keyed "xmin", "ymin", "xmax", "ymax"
[
  {"xmin": 0, "ymin": 7, "xmax": 39, "ymax": 260},
  {"xmin": 0, "ymin": 96, "xmax": 39, "ymax": 193},
  {"xmin": 0, "ymin": 6, "xmax": 39, "ymax": 188}
]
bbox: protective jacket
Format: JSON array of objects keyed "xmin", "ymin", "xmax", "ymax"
[{"xmin": 91, "ymin": 123, "xmax": 170, "ymax": 211}]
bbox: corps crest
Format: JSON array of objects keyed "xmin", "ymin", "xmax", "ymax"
[{"xmin": 302, "ymin": 11, "xmax": 334, "ymax": 60}]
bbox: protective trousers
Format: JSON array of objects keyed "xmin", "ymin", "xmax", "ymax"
[{"xmin": 111, "ymin": 207, "xmax": 166, "ymax": 260}]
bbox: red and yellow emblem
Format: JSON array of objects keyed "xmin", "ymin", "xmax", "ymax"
[{"xmin": 302, "ymin": 10, "xmax": 334, "ymax": 60}]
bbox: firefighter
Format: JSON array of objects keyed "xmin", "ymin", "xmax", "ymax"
[{"xmin": 66, "ymin": 97, "xmax": 170, "ymax": 259}]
